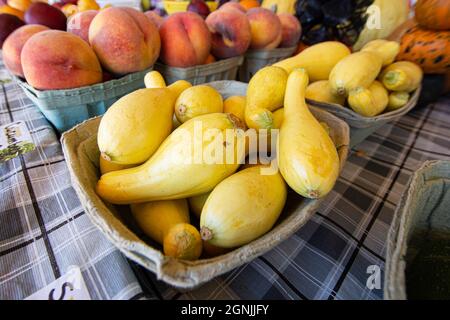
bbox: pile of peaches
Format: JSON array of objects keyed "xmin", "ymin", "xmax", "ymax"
[
  {"xmin": 1, "ymin": 1, "xmax": 302, "ymax": 91},
  {"xmin": 155, "ymin": 1, "xmax": 302, "ymax": 68},
  {"xmin": 1, "ymin": 4, "xmax": 161, "ymax": 90}
]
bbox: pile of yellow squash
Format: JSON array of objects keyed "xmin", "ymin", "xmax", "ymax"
[
  {"xmin": 94, "ymin": 38, "xmax": 423, "ymax": 262},
  {"xmin": 275, "ymin": 40, "xmax": 423, "ymax": 117},
  {"xmin": 94, "ymin": 47, "xmax": 346, "ymax": 260}
]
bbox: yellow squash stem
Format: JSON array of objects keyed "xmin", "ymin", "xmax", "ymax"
[
  {"xmin": 380, "ymin": 61, "xmax": 423, "ymax": 92},
  {"xmin": 387, "ymin": 91, "xmax": 410, "ymax": 111}
]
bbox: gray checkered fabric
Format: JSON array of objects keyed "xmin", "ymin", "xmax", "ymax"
[
  {"xmin": 0, "ymin": 57, "xmax": 145, "ymax": 300},
  {"xmin": 1, "ymin": 55, "xmax": 449, "ymax": 300}
]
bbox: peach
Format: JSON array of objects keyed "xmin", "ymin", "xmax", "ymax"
[
  {"xmin": 3, "ymin": 24, "xmax": 49, "ymax": 77},
  {"xmin": 205, "ymin": 8, "xmax": 251, "ymax": 59},
  {"xmin": 144, "ymin": 10, "xmax": 164, "ymax": 29},
  {"xmin": 89, "ymin": 7, "xmax": 160, "ymax": 75},
  {"xmin": 159, "ymin": 12, "xmax": 211, "ymax": 68},
  {"xmin": 278, "ymin": 13, "xmax": 301, "ymax": 48},
  {"xmin": 247, "ymin": 8, "xmax": 282, "ymax": 50},
  {"xmin": 219, "ymin": 2, "xmax": 246, "ymax": 13},
  {"xmin": 21, "ymin": 30, "xmax": 102, "ymax": 90},
  {"xmin": 67, "ymin": 10, "xmax": 97, "ymax": 43}
]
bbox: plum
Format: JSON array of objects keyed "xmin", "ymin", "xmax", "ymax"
[
  {"xmin": 187, "ymin": 0, "xmax": 210, "ymax": 19},
  {"xmin": 0, "ymin": 13, "xmax": 25, "ymax": 48},
  {"xmin": 25, "ymin": 3, "xmax": 67, "ymax": 31}
]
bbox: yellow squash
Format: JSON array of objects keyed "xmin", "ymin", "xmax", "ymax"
[
  {"xmin": 305, "ymin": 80, "xmax": 346, "ymax": 105},
  {"xmin": 387, "ymin": 91, "xmax": 410, "ymax": 111},
  {"xmin": 163, "ymin": 223, "xmax": 202, "ymax": 260},
  {"xmin": 272, "ymin": 108, "xmax": 284, "ymax": 129},
  {"xmin": 360, "ymin": 39, "xmax": 400, "ymax": 66},
  {"xmin": 144, "ymin": 70, "xmax": 166, "ymax": 88},
  {"xmin": 245, "ymin": 66, "xmax": 288, "ymax": 129},
  {"xmin": 347, "ymin": 81, "xmax": 389, "ymax": 117},
  {"xmin": 223, "ymin": 96, "xmax": 246, "ymax": 124},
  {"xmin": 188, "ymin": 192, "xmax": 211, "ymax": 219},
  {"xmin": 278, "ymin": 69, "xmax": 340, "ymax": 199},
  {"xmin": 97, "ymin": 81, "xmax": 189, "ymax": 165},
  {"xmin": 96, "ymin": 113, "xmax": 246, "ymax": 204},
  {"xmin": 249, "ymin": 107, "xmax": 284, "ymax": 155},
  {"xmin": 131, "ymin": 199, "xmax": 202, "ymax": 260},
  {"xmin": 273, "ymin": 41, "xmax": 351, "ymax": 81},
  {"xmin": 329, "ymin": 51, "xmax": 383, "ymax": 97},
  {"xmin": 200, "ymin": 165, "xmax": 287, "ymax": 248},
  {"xmin": 144, "ymin": 70, "xmax": 191, "ymax": 92},
  {"xmin": 353, "ymin": 0, "xmax": 409, "ymax": 50},
  {"xmin": 380, "ymin": 61, "xmax": 423, "ymax": 92},
  {"xmin": 143, "ymin": 71, "xmax": 191, "ymax": 131},
  {"xmin": 130, "ymin": 199, "xmax": 190, "ymax": 244},
  {"xmin": 175, "ymin": 85, "xmax": 224, "ymax": 123}
]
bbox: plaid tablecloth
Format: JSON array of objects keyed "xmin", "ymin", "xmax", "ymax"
[{"xmin": 1, "ymin": 57, "xmax": 449, "ymax": 300}]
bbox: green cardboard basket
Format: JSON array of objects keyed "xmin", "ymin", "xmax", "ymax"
[
  {"xmin": 385, "ymin": 160, "xmax": 450, "ymax": 299},
  {"xmin": 15, "ymin": 68, "xmax": 151, "ymax": 133}
]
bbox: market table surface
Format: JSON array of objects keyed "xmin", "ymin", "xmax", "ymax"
[{"xmin": 1, "ymin": 58, "xmax": 449, "ymax": 300}]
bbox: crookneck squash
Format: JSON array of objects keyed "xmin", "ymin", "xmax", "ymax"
[
  {"xmin": 397, "ymin": 26, "xmax": 450, "ymax": 74},
  {"xmin": 415, "ymin": 0, "xmax": 450, "ymax": 31}
]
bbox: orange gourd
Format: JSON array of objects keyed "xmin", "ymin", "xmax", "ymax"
[
  {"xmin": 397, "ymin": 26, "xmax": 450, "ymax": 74},
  {"xmin": 415, "ymin": 0, "xmax": 450, "ymax": 31}
]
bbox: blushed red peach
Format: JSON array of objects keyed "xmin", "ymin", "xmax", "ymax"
[
  {"xmin": 159, "ymin": 12, "xmax": 211, "ymax": 67},
  {"xmin": 89, "ymin": 7, "xmax": 160, "ymax": 74},
  {"xmin": 205, "ymin": 8, "xmax": 251, "ymax": 59},
  {"xmin": 247, "ymin": 8, "xmax": 282, "ymax": 50},
  {"xmin": 3, "ymin": 24, "xmax": 49, "ymax": 77},
  {"xmin": 67, "ymin": 10, "xmax": 98, "ymax": 43},
  {"xmin": 21, "ymin": 30, "xmax": 102, "ymax": 90},
  {"xmin": 278, "ymin": 13, "xmax": 301, "ymax": 48}
]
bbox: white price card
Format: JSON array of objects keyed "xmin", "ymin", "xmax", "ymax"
[
  {"xmin": 25, "ymin": 266, "xmax": 91, "ymax": 300},
  {"xmin": 0, "ymin": 120, "xmax": 35, "ymax": 163}
]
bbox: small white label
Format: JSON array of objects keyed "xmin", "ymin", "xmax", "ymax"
[
  {"xmin": 0, "ymin": 120, "xmax": 35, "ymax": 163},
  {"xmin": 25, "ymin": 266, "xmax": 91, "ymax": 300}
]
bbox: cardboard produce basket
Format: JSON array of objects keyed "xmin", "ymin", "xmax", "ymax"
[
  {"xmin": 307, "ymin": 86, "xmax": 421, "ymax": 148},
  {"xmin": 238, "ymin": 46, "xmax": 297, "ymax": 82},
  {"xmin": 15, "ymin": 68, "xmax": 151, "ymax": 133},
  {"xmin": 154, "ymin": 56, "xmax": 244, "ymax": 85},
  {"xmin": 385, "ymin": 160, "xmax": 450, "ymax": 300},
  {"xmin": 61, "ymin": 81, "xmax": 350, "ymax": 289}
]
